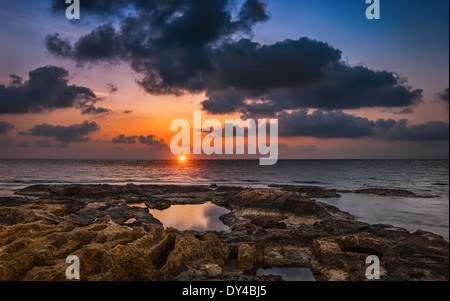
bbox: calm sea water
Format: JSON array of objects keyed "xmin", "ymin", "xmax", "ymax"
[{"xmin": 0, "ymin": 159, "xmax": 448, "ymax": 239}]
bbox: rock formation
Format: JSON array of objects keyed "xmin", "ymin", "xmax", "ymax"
[{"xmin": 0, "ymin": 184, "xmax": 447, "ymax": 281}]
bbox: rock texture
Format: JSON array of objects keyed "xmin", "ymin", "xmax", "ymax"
[{"xmin": 0, "ymin": 184, "xmax": 447, "ymax": 281}]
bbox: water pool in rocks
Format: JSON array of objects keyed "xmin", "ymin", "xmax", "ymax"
[{"xmin": 130, "ymin": 202, "xmax": 231, "ymax": 231}]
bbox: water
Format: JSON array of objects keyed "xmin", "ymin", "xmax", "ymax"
[
  {"xmin": 148, "ymin": 202, "xmax": 230, "ymax": 232},
  {"xmin": 0, "ymin": 159, "xmax": 448, "ymax": 239},
  {"xmin": 318, "ymin": 194, "xmax": 449, "ymax": 240},
  {"xmin": 256, "ymin": 267, "xmax": 315, "ymax": 281}
]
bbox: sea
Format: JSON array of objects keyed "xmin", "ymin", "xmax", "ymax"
[{"xmin": 0, "ymin": 159, "xmax": 448, "ymax": 240}]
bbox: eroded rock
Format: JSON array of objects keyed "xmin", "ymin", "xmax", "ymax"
[{"xmin": 0, "ymin": 184, "xmax": 448, "ymax": 281}]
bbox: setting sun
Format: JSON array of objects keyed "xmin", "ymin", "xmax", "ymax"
[{"xmin": 179, "ymin": 155, "xmax": 187, "ymax": 162}]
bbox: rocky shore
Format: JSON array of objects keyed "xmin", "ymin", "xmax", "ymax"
[{"xmin": 0, "ymin": 184, "xmax": 448, "ymax": 281}]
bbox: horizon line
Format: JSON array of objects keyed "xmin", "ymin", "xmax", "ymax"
[{"xmin": 0, "ymin": 158, "xmax": 449, "ymax": 161}]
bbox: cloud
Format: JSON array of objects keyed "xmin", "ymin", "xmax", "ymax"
[
  {"xmin": 438, "ymin": 88, "xmax": 449, "ymax": 102},
  {"xmin": 138, "ymin": 135, "xmax": 167, "ymax": 150},
  {"xmin": 202, "ymin": 63, "xmax": 422, "ymax": 115},
  {"xmin": 47, "ymin": 25, "xmax": 124, "ymax": 65},
  {"xmin": 0, "ymin": 121, "xmax": 14, "ymax": 135},
  {"xmin": 373, "ymin": 119, "xmax": 450, "ymax": 142},
  {"xmin": 46, "ymin": 1, "xmax": 421, "ymax": 114},
  {"xmin": 81, "ymin": 106, "xmax": 112, "ymax": 115},
  {"xmin": 107, "ymin": 83, "xmax": 118, "ymax": 94},
  {"xmin": 47, "ymin": 0, "xmax": 269, "ymax": 79},
  {"xmin": 20, "ymin": 121, "xmax": 100, "ymax": 145},
  {"xmin": 112, "ymin": 134, "xmax": 138, "ymax": 144},
  {"xmin": 394, "ymin": 108, "xmax": 414, "ymax": 115},
  {"xmin": 9, "ymin": 74, "xmax": 23, "ymax": 86},
  {"xmin": 44, "ymin": 34, "xmax": 73, "ymax": 59},
  {"xmin": 123, "ymin": 110, "xmax": 133, "ymax": 114},
  {"xmin": 279, "ymin": 110, "xmax": 374, "ymax": 138},
  {"xmin": 112, "ymin": 134, "xmax": 167, "ymax": 150},
  {"xmin": 279, "ymin": 109, "xmax": 449, "ymax": 141},
  {"xmin": 0, "ymin": 66, "xmax": 106, "ymax": 115}
]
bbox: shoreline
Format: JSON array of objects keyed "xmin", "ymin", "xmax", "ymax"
[
  {"xmin": 5, "ymin": 182, "xmax": 446, "ymax": 240},
  {"xmin": 1, "ymin": 181, "xmax": 441, "ymax": 196},
  {"xmin": 0, "ymin": 184, "xmax": 448, "ymax": 281}
]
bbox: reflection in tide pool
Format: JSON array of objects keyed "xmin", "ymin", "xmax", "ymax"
[
  {"xmin": 256, "ymin": 267, "xmax": 316, "ymax": 281},
  {"xmin": 149, "ymin": 202, "xmax": 230, "ymax": 232}
]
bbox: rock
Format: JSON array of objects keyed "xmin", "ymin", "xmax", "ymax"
[
  {"xmin": 238, "ymin": 243, "xmax": 257, "ymax": 271},
  {"xmin": 349, "ymin": 188, "xmax": 433, "ymax": 198},
  {"xmin": 248, "ymin": 215, "xmax": 287, "ymax": 229},
  {"xmin": 15, "ymin": 184, "xmax": 212, "ymax": 201},
  {"xmin": 257, "ymin": 274, "xmax": 284, "ymax": 281},
  {"xmin": 204, "ymin": 264, "xmax": 223, "ymax": 278},
  {"xmin": 162, "ymin": 232, "xmax": 229, "ymax": 278},
  {"xmin": 229, "ymin": 189, "xmax": 355, "ymax": 221},
  {"xmin": 0, "ymin": 207, "xmax": 41, "ymax": 225},
  {"xmin": 310, "ymin": 232, "xmax": 449, "ymax": 281},
  {"xmin": 1, "ymin": 184, "xmax": 448, "ymax": 281},
  {"xmin": 268, "ymin": 184, "xmax": 341, "ymax": 198}
]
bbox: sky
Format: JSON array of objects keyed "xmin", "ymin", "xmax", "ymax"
[{"xmin": 0, "ymin": 0, "xmax": 448, "ymax": 160}]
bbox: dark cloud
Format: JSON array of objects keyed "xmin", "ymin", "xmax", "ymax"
[
  {"xmin": 138, "ymin": 135, "xmax": 167, "ymax": 150},
  {"xmin": 20, "ymin": 121, "xmax": 100, "ymax": 145},
  {"xmin": 123, "ymin": 110, "xmax": 133, "ymax": 114},
  {"xmin": 0, "ymin": 66, "xmax": 104, "ymax": 114},
  {"xmin": 279, "ymin": 110, "xmax": 374, "ymax": 138},
  {"xmin": 237, "ymin": 0, "xmax": 270, "ymax": 30},
  {"xmin": 112, "ymin": 134, "xmax": 138, "ymax": 144},
  {"xmin": 202, "ymin": 64, "xmax": 422, "ymax": 115},
  {"xmin": 0, "ymin": 121, "xmax": 14, "ymax": 135},
  {"xmin": 112, "ymin": 134, "xmax": 167, "ymax": 150},
  {"xmin": 107, "ymin": 83, "xmax": 119, "ymax": 94},
  {"xmin": 81, "ymin": 106, "xmax": 112, "ymax": 115},
  {"xmin": 279, "ymin": 110, "xmax": 449, "ymax": 141},
  {"xmin": 205, "ymin": 38, "xmax": 341, "ymax": 93},
  {"xmin": 9, "ymin": 74, "xmax": 23, "ymax": 86},
  {"xmin": 202, "ymin": 89, "xmax": 252, "ymax": 116},
  {"xmin": 46, "ymin": 0, "xmax": 420, "ymax": 113},
  {"xmin": 373, "ymin": 119, "xmax": 449, "ymax": 142},
  {"xmin": 44, "ymin": 34, "xmax": 73, "ymax": 59},
  {"xmin": 55, "ymin": 24, "xmax": 123, "ymax": 65},
  {"xmin": 438, "ymin": 88, "xmax": 449, "ymax": 102},
  {"xmin": 394, "ymin": 108, "xmax": 415, "ymax": 115}
]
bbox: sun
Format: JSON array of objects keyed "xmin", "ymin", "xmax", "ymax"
[{"xmin": 179, "ymin": 155, "xmax": 187, "ymax": 162}]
